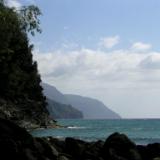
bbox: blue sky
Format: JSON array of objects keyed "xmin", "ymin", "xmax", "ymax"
[
  {"xmin": 7, "ymin": 0, "xmax": 160, "ymax": 118},
  {"xmin": 30, "ymin": 0, "xmax": 160, "ymax": 52},
  {"xmin": 7, "ymin": 0, "xmax": 160, "ymax": 51}
]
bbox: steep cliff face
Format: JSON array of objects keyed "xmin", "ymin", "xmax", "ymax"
[
  {"xmin": 46, "ymin": 98, "xmax": 83, "ymax": 119},
  {"xmin": 65, "ymin": 94, "xmax": 121, "ymax": 119},
  {"xmin": 42, "ymin": 83, "xmax": 69, "ymax": 104},
  {"xmin": 0, "ymin": 3, "xmax": 52, "ymax": 128},
  {"xmin": 42, "ymin": 83, "xmax": 83, "ymax": 119},
  {"xmin": 42, "ymin": 83, "xmax": 121, "ymax": 119},
  {"xmin": 0, "ymin": 98, "xmax": 51, "ymax": 128}
]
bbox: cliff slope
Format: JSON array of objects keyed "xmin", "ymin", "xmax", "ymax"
[
  {"xmin": 0, "ymin": 2, "xmax": 52, "ymax": 128},
  {"xmin": 42, "ymin": 83, "xmax": 120, "ymax": 119},
  {"xmin": 65, "ymin": 94, "xmax": 121, "ymax": 119},
  {"xmin": 46, "ymin": 98, "xmax": 83, "ymax": 119}
]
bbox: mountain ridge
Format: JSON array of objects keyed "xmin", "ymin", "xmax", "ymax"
[
  {"xmin": 46, "ymin": 98, "xmax": 83, "ymax": 119},
  {"xmin": 42, "ymin": 83, "xmax": 121, "ymax": 119},
  {"xmin": 65, "ymin": 94, "xmax": 121, "ymax": 119},
  {"xmin": 42, "ymin": 83, "xmax": 83, "ymax": 119},
  {"xmin": 42, "ymin": 83, "xmax": 69, "ymax": 104}
]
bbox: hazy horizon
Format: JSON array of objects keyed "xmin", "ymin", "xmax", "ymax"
[{"xmin": 9, "ymin": 0, "xmax": 160, "ymax": 118}]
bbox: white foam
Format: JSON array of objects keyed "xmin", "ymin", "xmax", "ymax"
[{"xmin": 67, "ymin": 126, "xmax": 86, "ymax": 129}]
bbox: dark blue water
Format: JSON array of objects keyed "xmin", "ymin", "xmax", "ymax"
[{"xmin": 31, "ymin": 119, "xmax": 160, "ymax": 145}]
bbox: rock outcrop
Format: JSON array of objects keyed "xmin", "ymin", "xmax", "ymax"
[
  {"xmin": 0, "ymin": 98, "xmax": 53, "ymax": 129},
  {"xmin": 0, "ymin": 118, "xmax": 58, "ymax": 160},
  {"xmin": 1, "ymin": 118, "xmax": 160, "ymax": 160},
  {"xmin": 102, "ymin": 132, "xmax": 141, "ymax": 160}
]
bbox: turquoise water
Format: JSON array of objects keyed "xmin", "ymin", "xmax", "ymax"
[{"xmin": 31, "ymin": 119, "xmax": 160, "ymax": 145}]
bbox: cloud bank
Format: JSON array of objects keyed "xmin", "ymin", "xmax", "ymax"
[
  {"xmin": 33, "ymin": 39, "xmax": 160, "ymax": 118},
  {"xmin": 34, "ymin": 48, "xmax": 160, "ymax": 88}
]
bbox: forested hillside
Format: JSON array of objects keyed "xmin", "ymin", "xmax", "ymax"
[
  {"xmin": 0, "ymin": 1, "xmax": 52, "ymax": 128},
  {"xmin": 46, "ymin": 98, "xmax": 83, "ymax": 119},
  {"xmin": 65, "ymin": 94, "xmax": 121, "ymax": 119},
  {"xmin": 42, "ymin": 83, "xmax": 121, "ymax": 119},
  {"xmin": 42, "ymin": 83, "xmax": 83, "ymax": 119}
]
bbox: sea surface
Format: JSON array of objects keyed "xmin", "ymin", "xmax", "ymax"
[{"xmin": 31, "ymin": 119, "xmax": 160, "ymax": 145}]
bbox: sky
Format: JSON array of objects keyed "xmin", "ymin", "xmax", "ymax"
[{"xmin": 7, "ymin": 0, "xmax": 160, "ymax": 118}]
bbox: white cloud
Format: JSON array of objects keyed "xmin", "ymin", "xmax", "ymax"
[
  {"xmin": 139, "ymin": 54, "xmax": 160, "ymax": 70},
  {"xmin": 99, "ymin": 35, "xmax": 120, "ymax": 49},
  {"xmin": 131, "ymin": 42, "xmax": 152, "ymax": 51},
  {"xmin": 33, "ymin": 48, "xmax": 160, "ymax": 88},
  {"xmin": 33, "ymin": 42, "xmax": 160, "ymax": 118},
  {"xmin": 6, "ymin": 0, "xmax": 36, "ymax": 8},
  {"xmin": 6, "ymin": 0, "xmax": 21, "ymax": 8}
]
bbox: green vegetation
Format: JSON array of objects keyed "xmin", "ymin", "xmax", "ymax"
[
  {"xmin": 0, "ymin": 1, "xmax": 51, "ymax": 127},
  {"xmin": 47, "ymin": 98, "xmax": 83, "ymax": 119}
]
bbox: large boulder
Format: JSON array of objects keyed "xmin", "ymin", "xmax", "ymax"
[
  {"xmin": 64, "ymin": 137, "xmax": 104, "ymax": 160},
  {"xmin": 48, "ymin": 137, "xmax": 66, "ymax": 153},
  {"xmin": 65, "ymin": 137, "xmax": 87, "ymax": 159},
  {"xmin": 147, "ymin": 143, "xmax": 160, "ymax": 159},
  {"xmin": 83, "ymin": 140, "xmax": 104, "ymax": 160},
  {"xmin": 2, "ymin": 118, "xmax": 160, "ymax": 160},
  {"xmin": 102, "ymin": 132, "xmax": 142, "ymax": 160},
  {"xmin": 0, "ymin": 118, "xmax": 58, "ymax": 160},
  {"xmin": 137, "ymin": 143, "xmax": 160, "ymax": 160}
]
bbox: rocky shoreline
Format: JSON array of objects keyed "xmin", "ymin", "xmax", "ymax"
[{"xmin": 0, "ymin": 118, "xmax": 160, "ymax": 160}]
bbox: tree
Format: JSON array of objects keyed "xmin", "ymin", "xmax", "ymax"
[
  {"xmin": 20, "ymin": 5, "xmax": 42, "ymax": 36},
  {"xmin": 0, "ymin": 2, "xmax": 42, "ymax": 99},
  {"xmin": 0, "ymin": 0, "xmax": 42, "ymax": 35},
  {"xmin": 0, "ymin": 2, "xmax": 50, "ymax": 126}
]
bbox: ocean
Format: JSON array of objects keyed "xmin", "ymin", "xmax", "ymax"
[{"xmin": 31, "ymin": 119, "xmax": 160, "ymax": 145}]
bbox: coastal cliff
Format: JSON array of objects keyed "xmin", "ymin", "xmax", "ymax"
[
  {"xmin": 42, "ymin": 83, "xmax": 121, "ymax": 119},
  {"xmin": 46, "ymin": 98, "xmax": 83, "ymax": 119},
  {"xmin": 0, "ymin": 2, "xmax": 54, "ymax": 128}
]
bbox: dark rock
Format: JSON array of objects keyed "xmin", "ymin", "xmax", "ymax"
[
  {"xmin": 102, "ymin": 132, "xmax": 142, "ymax": 160},
  {"xmin": 0, "ymin": 117, "xmax": 32, "ymax": 140},
  {"xmin": 83, "ymin": 140, "xmax": 104, "ymax": 160},
  {"xmin": 64, "ymin": 138, "xmax": 104, "ymax": 160},
  {"xmin": 0, "ymin": 118, "xmax": 58, "ymax": 160},
  {"xmin": 147, "ymin": 143, "xmax": 160, "ymax": 159},
  {"xmin": 137, "ymin": 143, "xmax": 160, "ymax": 160},
  {"xmin": 58, "ymin": 155, "xmax": 69, "ymax": 160},
  {"xmin": 0, "ymin": 118, "xmax": 32, "ymax": 160},
  {"xmin": 0, "ymin": 98, "xmax": 54, "ymax": 129},
  {"xmin": 49, "ymin": 137, "xmax": 66, "ymax": 153},
  {"xmin": 65, "ymin": 137, "xmax": 88, "ymax": 159},
  {"xmin": 34, "ymin": 138, "xmax": 58, "ymax": 158},
  {"xmin": 137, "ymin": 145, "xmax": 149, "ymax": 160},
  {"xmin": 1, "ymin": 118, "xmax": 160, "ymax": 160}
]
